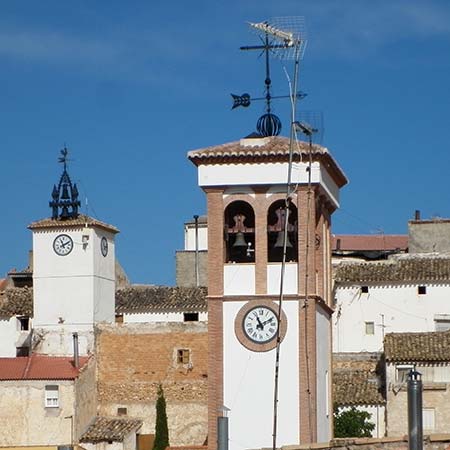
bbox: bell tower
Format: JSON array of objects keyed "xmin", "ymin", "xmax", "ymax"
[
  {"xmin": 30, "ymin": 149, "xmax": 119, "ymax": 356},
  {"xmin": 188, "ymin": 135, "xmax": 347, "ymax": 450}
]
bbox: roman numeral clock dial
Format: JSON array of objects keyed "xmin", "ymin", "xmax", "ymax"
[{"xmin": 235, "ymin": 301, "xmax": 288, "ymax": 352}]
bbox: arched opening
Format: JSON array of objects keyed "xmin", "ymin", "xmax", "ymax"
[
  {"xmin": 224, "ymin": 200, "xmax": 255, "ymax": 263},
  {"xmin": 267, "ymin": 200, "xmax": 298, "ymax": 262}
]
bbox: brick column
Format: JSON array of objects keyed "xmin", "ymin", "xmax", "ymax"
[
  {"xmin": 254, "ymin": 189, "xmax": 268, "ymax": 295},
  {"xmin": 205, "ymin": 188, "xmax": 224, "ymax": 450},
  {"xmin": 297, "ymin": 185, "xmax": 318, "ymax": 443}
]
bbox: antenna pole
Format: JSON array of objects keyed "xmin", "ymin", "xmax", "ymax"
[{"xmin": 272, "ymin": 43, "xmax": 302, "ymax": 450}]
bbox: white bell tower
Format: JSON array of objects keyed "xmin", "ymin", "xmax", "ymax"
[{"xmin": 30, "ymin": 149, "xmax": 119, "ymax": 356}]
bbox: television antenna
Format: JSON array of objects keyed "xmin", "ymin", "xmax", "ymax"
[{"xmin": 232, "ymin": 17, "xmax": 307, "ymax": 136}]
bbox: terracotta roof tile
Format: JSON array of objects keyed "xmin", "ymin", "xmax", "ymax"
[
  {"xmin": 334, "ymin": 256, "xmax": 450, "ymax": 283},
  {"xmin": 333, "ymin": 353, "xmax": 385, "ymax": 406},
  {"xmin": 80, "ymin": 416, "xmax": 142, "ymax": 442},
  {"xmin": 0, "ymin": 355, "xmax": 89, "ymax": 380},
  {"xmin": 28, "ymin": 214, "xmax": 119, "ymax": 234},
  {"xmin": 0, "ymin": 287, "xmax": 33, "ymax": 317},
  {"xmin": 116, "ymin": 285, "xmax": 207, "ymax": 314},
  {"xmin": 384, "ymin": 331, "xmax": 450, "ymax": 363},
  {"xmin": 332, "ymin": 235, "xmax": 408, "ymax": 252},
  {"xmin": 187, "ymin": 136, "xmax": 348, "ymax": 188}
]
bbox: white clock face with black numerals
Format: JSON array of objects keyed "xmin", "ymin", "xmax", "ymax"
[
  {"xmin": 53, "ymin": 234, "xmax": 74, "ymax": 256},
  {"xmin": 101, "ymin": 236, "xmax": 108, "ymax": 257},
  {"xmin": 243, "ymin": 305, "xmax": 279, "ymax": 344}
]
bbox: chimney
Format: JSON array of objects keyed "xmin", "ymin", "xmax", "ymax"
[
  {"xmin": 73, "ymin": 332, "xmax": 79, "ymax": 368},
  {"xmin": 415, "ymin": 210, "xmax": 421, "ymax": 221},
  {"xmin": 336, "ymin": 238, "xmax": 341, "ymax": 251}
]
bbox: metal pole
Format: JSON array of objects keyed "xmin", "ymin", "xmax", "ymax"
[
  {"xmin": 408, "ymin": 370, "xmax": 423, "ymax": 450},
  {"xmin": 194, "ymin": 215, "xmax": 199, "ymax": 287},
  {"xmin": 217, "ymin": 416, "xmax": 229, "ymax": 450}
]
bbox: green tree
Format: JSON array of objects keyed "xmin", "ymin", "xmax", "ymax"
[
  {"xmin": 153, "ymin": 384, "xmax": 169, "ymax": 450},
  {"xmin": 334, "ymin": 406, "xmax": 375, "ymax": 438}
]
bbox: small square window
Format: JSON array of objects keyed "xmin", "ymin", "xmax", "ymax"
[
  {"xmin": 361, "ymin": 286, "xmax": 369, "ymax": 294},
  {"xmin": 183, "ymin": 312, "xmax": 199, "ymax": 322},
  {"xmin": 115, "ymin": 314, "xmax": 124, "ymax": 324},
  {"xmin": 396, "ymin": 365, "xmax": 413, "ymax": 383},
  {"xmin": 177, "ymin": 349, "xmax": 190, "ymax": 364},
  {"xmin": 365, "ymin": 322, "xmax": 375, "ymax": 335},
  {"xmin": 45, "ymin": 385, "xmax": 59, "ymax": 408},
  {"xmin": 418, "ymin": 286, "xmax": 427, "ymax": 295},
  {"xmin": 17, "ymin": 316, "xmax": 30, "ymax": 331},
  {"xmin": 423, "ymin": 408, "xmax": 435, "ymax": 431},
  {"xmin": 117, "ymin": 407, "xmax": 128, "ymax": 416},
  {"xmin": 16, "ymin": 347, "xmax": 29, "ymax": 357}
]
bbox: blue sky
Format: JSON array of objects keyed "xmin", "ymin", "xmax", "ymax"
[{"xmin": 2, "ymin": 1, "xmax": 450, "ymax": 285}]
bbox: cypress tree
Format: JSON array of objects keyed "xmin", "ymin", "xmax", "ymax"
[{"xmin": 153, "ymin": 384, "xmax": 169, "ymax": 450}]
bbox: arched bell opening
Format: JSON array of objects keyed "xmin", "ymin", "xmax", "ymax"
[
  {"xmin": 267, "ymin": 200, "xmax": 298, "ymax": 262},
  {"xmin": 224, "ymin": 200, "xmax": 255, "ymax": 263}
]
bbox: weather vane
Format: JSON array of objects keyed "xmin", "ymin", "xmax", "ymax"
[{"xmin": 231, "ymin": 18, "xmax": 307, "ymax": 137}]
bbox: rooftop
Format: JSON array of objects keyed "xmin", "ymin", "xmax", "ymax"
[
  {"xmin": 115, "ymin": 285, "xmax": 207, "ymax": 314},
  {"xmin": 332, "ymin": 234, "xmax": 408, "ymax": 252},
  {"xmin": 187, "ymin": 135, "xmax": 348, "ymax": 188},
  {"xmin": 0, "ymin": 354, "xmax": 89, "ymax": 380},
  {"xmin": 80, "ymin": 416, "xmax": 142, "ymax": 443},
  {"xmin": 334, "ymin": 255, "xmax": 450, "ymax": 284},
  {"xmin": 385, "ymin": 331, "xmax": 450, "ymax": 363},
  {"xmin": 0, "ymin": 287, "xmax": 33, "ymax": 317},
  {"xmin": 28, "ymin": 214, "xmax": 119, "ymax": 234}
]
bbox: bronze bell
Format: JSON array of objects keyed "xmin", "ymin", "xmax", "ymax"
[
  {"xmin": 61, "ymin": 184, "xmax": 70, "ymax": 200},
  {"xmin": 274, "ymin": 231, "xmax": 293, "ymax": 248},
  {"xmin": 233, "ymin": 231, "xmax": 247, "ymax": 247}
]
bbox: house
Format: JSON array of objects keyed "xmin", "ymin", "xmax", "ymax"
[
  {"xmin": 333, "ymin": 352, "xmax": 386, "ymax": 438},
  {"xmin": 384, "ymin": 330, "xmax": 450, "ymax": 436},
  {"xmin": 0, "ymin": 354, "xmax": 94, "ymax": 446}
]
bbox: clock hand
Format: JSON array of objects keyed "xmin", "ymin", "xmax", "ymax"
[
  {"xmin": 256, "ymin": 316, "xmax": 264, "ymax": 330},
  {"xmin": 262, "ymin": 318, "xmax": 274, "ymax": 326}
]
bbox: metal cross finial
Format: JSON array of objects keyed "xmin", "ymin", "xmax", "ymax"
[{"xmin": 58, "ymin": 147, "xmax": 69, "ymax": 171}]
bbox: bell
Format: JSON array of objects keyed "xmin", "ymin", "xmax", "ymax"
[
  {"xmin": 61, "ymin": 184, "xmax": 70, "ymax": 200},
  {"xmin": 274, "ymin": 231, "xmax": 293, "ymax": 248},
  {"xmin": 233, "ymin": 231, "xmax": 247, "ymax": 247}
]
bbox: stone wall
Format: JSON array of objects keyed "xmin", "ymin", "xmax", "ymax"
[{"xmin": 96, "ymin": 323, "xmax": 208, "ymax": 446}]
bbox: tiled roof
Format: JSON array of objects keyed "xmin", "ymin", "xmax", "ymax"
[
  {"xmin": 334, "ymin": 256, "xmax": 450, "ymax": 283},
  {"xmin": 332, "ymin": 235, "xmax": 408, "ymax": 252},
  {"xmin": 187, "ymin": 136, "xmax": 348, "ymax": 188},
  {"xmin": 80, "ymin": 416, "xmax": 142, "ymax": 443},
  {"xmin": 0, "ymin": 278, "xmax": 8, "ymax": 291},
  {"xmin": 28, "ymin": 214, "xmax": 119, "ymax": 234},
  {"xmin": 384, "ymin": 331, "xmax": 450, "ymax": 363},
  {"xmin": 116, "ymin": 285, "xmax": 207, "ymax": 314},
  {"xmin": 333, "ymin": 353, "xmax": 385, "ymax": 406},
  {"xmin": 0, "ymin": 287, "xmax": 33, "ymax": 317},
  {"xmin": 0, "ymin": 355, "xmax": 89, "ymax": 380}
]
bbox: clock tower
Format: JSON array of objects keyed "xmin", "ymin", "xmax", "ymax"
[
  {"xmin": 30, "ymin": 149, "xmax": 119, "ymax": 356},
  {"xmin": 188, "ymin": 135, "xmax": 347, "ymax": 450}
]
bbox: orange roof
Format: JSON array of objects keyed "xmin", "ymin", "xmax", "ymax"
[
  {"xmin": 0, "ymin": 355, "xmax": 89, "ymax": 380},
  {"xmin": 0, "ymin": 278, "xmax": 7, "ymax": 291},
  {"xmin": 332, "ymin": 234, "xmax": 408, "ymax": 252},
  {"xmin": 28, "ymin": 214, "xmax": 119, "ymax": 234}
]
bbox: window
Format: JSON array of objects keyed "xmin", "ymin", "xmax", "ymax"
[
  {"xmin": 115, "ymin": 314, "xmax": 124, "ymax": 324},
  {"xmin": 183, "ymin": 312, "xmax": 199, "ymax": 322},
  {"xmin": 177, "ymin": 349, "xmax": 190, "ymax": 364},
  {"xmin": 361, "ymin": 286, "xmax": 369, "ymax": 294},
  {"xmin": 45, "ymin": 385, "xmax": 59, "ymax": 408},
  {"xmin": 16, "ymin": 347, "xmax": 29, "ymax": 357},
  {"xmin": 423, "ymin": 408, "xmax": 435, "ymax": 431},
  {"xmin": 17, "ymin": 316, "xmax": 30, "ymax": 331},
  {"xmin": 396, "ymin": 365, "xmax": 414, "ymax": 383},
  {"xmin": 434, "ymin": 314, "xmax": 450, "ymax": 331},
  {"xmin": 365, "ymin": 322, "xmax": 375, "ymax": 335},
  {"xmin": 117, "ymin": 407, "xmax": 128, "ymax": 416},
  {"xmin": 418, "ymin": 285, "xmax": 427, "ymax": 295}
]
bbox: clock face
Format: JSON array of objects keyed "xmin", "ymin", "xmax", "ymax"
[
  {"xmin": 101, "ymin": 237, "xmax": 108, "ymax": 257},
  {"xmin": 243, "ymin": 306, "xmax": 279, "ymax": 344},
  {"xmin": 53, "ymin": 234, "xmax": 73, "ymax": 256},
  {"xmin": 235, "ymin": 300, "xmax": 288, "ymax": 352}
]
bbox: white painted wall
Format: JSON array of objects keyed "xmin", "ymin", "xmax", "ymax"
[
  {"xmin": 333, "ymin": 282, "xmax": 450, "ymax": 353},
  {"xmin": 185, "ymin": 223, "xmax": 208, "ymax": 251},
  {"xmin": 224, "ymin": 264, "xmax": 255, "ymax": 295},
  {"xmin": 316, "ymin": 307, "xmax": 331, "ymax": 442},
  {"xmin": 197, "ymin": 162, "xmax": 340, "ymax": 208},
  {"xmin": 0, "ymin": 317, "xmax": 32, "ymax": 357},
  {"xmin": 224, "ymin": 300, "xmax": 299, "ymax": 450},
  {"xmin": 124, "ymin": 312, "xmax": 208, "ymax": 323},
  {"xmin": 32, "ymin": 226, "xmax": 116, "ymax": 356},
  {"xmin": 267, "ymin": 263, "xmax": 298, "ymax": 295}
]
